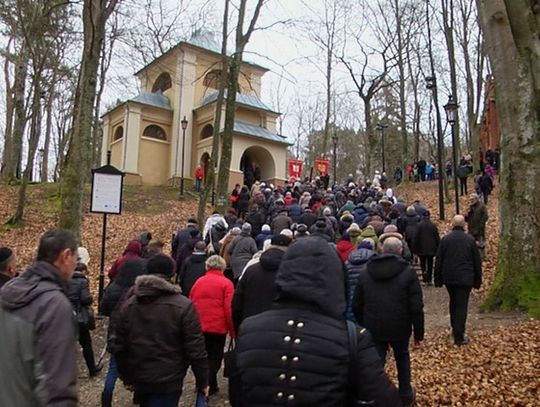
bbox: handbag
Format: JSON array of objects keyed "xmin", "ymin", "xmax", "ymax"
[
  {"xmin": 206, "ymin": 231, "xmax": 216, "ymax": 255},
  {"xmin": 223, "ymin": 339, "xmax": 236, "ymax": 378}
]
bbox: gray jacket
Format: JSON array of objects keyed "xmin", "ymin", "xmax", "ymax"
[
  {"xmin": 0, "ymin": 261, "xmax": 78, "ymax": 406},
  {"xmin": 229, "ymin": 233, "xmax": 258, "ymax": 279}
]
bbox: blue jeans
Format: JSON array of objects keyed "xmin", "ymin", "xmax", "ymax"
[
  {"xmin": 140, "ymin": 391, "xmax": 181, "ymax": 407},
  {"xmin": 374, "ymin": 340, "xmax": 413, "ymax": 397},
  {"xmin": 101, "ymin": 355, "xmax": 117, "ymax": 407}
]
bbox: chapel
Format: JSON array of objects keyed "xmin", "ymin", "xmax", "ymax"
[{"xmin": 100, "ymin": 31, "xmax": 289, "ymax": 190}]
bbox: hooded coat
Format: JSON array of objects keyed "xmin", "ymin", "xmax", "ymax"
[
  {"xmin": 352, "ymin": 254, "xmax": 424, "ymax": 342},
  {"xmin": 113, "ymin": 274, "xmax": 208, "ymax": 395},
  {"xmin": 236, "ymin": 237, "xmax": 401, "ymax": 407},
  {"xmin": 108, "ymin": 240, "xmax": 143, "ymax": 280},
  {"xmin": 0, "ymin": 262, "xmax": 78, "ymax": 406},
  {"xmin": 179, "ymin": 252, "xmax": 207, "ymax": 297}
]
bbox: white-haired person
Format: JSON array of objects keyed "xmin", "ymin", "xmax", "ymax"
[{"xmin": 190, "ymin": 255, "xmax": 235, "ymax": 396}]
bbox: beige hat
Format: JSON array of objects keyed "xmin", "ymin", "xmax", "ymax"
[{"xmin": 77, "ymin": 247, "xmax": 90, "ymax": 266}]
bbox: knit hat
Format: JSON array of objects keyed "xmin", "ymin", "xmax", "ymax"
[
  {"xmin": 77, "ymin": 247, "xmax": 90, "ymax": 266},
  {"xmin": 296, "ymin": 224, "xmax": 308, "ymax": 234},
  {"xmin": 0, "ymin": 247, "xmax": 13, "ymax": 263},
  {"xmin": 358, "ymin": 238, "xmax": 374, "ymax": 250},
  {"xmin": 322, "ymin": 207, "xmax": 332, "ymax": 216},
  {"xmin": 241, "ymin": 223, "xmax": 252, "ymax": 234},
  {"xmin": 383, "ymin": 224, "xmax": 398, "ymax": 233},
  {"xmin": 280, "ymin": 228, "xmax": 293, "ymax": 238},
  {"xmin": 262, "ymin": 224, "xmax": 271, "ymax": 232},
  {"xmin": 146, "ymin": 253, "xmax": 175, "ymax": 278},
  {"xmin": 315, "ymin": 218, "xmax": 327, "ymax": 229},
  {"xmin": 231, "ymin": 227, "xmax": 241, "ymax": 235}
]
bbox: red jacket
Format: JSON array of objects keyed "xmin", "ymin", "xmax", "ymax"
[
  {"xmin": 190, "ymin": 269, "xmax": 235, "ymax": 337},
  {"xmin": 195, "ymin": 167, "xmax": 204, "ymax": 180},
  {"xmin": 336, "ymin": 240, "xmax": 355, "ymax": 263},
  {"xmin": 108, "ymin": 240, "xmax": 143, "ymax": 280}
]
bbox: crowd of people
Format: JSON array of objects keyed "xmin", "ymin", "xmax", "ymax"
[{"xmin": 0, "ymin": 173, "xmax": 489, "ymax": 407}]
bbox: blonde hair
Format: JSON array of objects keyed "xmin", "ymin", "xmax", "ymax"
[{"xmin": 205, "ymin": 255, "xmax": 226, "ymax": 271}]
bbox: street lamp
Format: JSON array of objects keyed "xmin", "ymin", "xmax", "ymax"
[
  {"xmin": 444, "ymin": 94, "xmax": 460, "ymax": 215},
  {"xmin": 426, "ymin": 75, "xmax": 445, "ymax": 221},
  {"xmin": 332, "ymin": 132, "xmax": 338, "ymax": 186},
  {"xmin": 180, "ymin": 116, "xmax": 188, "ymax": 196},
  {"xmin": 376, "ymin": 123, "xmax": 388, "ymax": 173}
]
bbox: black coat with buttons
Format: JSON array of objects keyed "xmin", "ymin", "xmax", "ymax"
[{"xmin": 236, "ymin": 237, "xmax": 401, "ymax": 407}]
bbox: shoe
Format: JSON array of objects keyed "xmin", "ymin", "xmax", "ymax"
[
  {"xmin": 455, "ymin": 336, "xmax": 471, "ymax": 346},
  {"xmin": 89, "ymin": 363, "xmax": 103, "ymax": 377}
]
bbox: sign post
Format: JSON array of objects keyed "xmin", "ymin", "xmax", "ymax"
[{"xmin": 90, "ymin": 151, "xmax": 124, "ymax": 313}]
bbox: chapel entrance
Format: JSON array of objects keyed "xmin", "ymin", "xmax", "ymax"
[{"xmin": 239, "ymin": 146, "xmax": 275, "ymax": 188}]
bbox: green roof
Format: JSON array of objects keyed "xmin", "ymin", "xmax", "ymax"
[
  {"xmin": 198, "ymin": 90, "xmax": 279, "ymax": 114},
  {"xmin": 233, "ymin": 121, "xmax": 290, "ymax": 145},
  {"xmin": 130, "ymin": 92, "xmax": 172, "ymax": 110}
]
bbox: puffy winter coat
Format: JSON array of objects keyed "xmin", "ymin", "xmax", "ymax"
[
  {"xmin": 255, "ymin": 230, "xmax": 272, "ymax": 250},
  {"xmin": 190, "ymin": 270, "xmax": 235, "ymax": 336},
  {"xmin": 287, "ymin": 203, "xmax": 303, "ymax": 223},
  {"xmin": 232, "ymin": 247, "xmax": 284, "ymax": 332},
  {"xmin": 67, "ymin": 270, "xmax": 93, "ymax": 327},
  {"xmin": 353, "ymin": 253, "xmax": 424, "ymax": 342},
  {"xmin": 344, "ymin": 248, "xmax": 375, "ymax": 322},
  {"xmin": 434, "ymin": 227, "xmax": 482, "ymax": 288},
  {"xmin": 114, "ymin": 274, "xmax": 208, "ymax": 394},
  {"xmin": 352, "ymin": 205, "xmax": 370, "ymax": 226},
  {"xmin": 236, "ymin": 238, "xmax": 401, "ymax": 407},
  {"xmin": 399, "ymin": 214, "xmax": 421, "ymax": 249},
  {"xmin": 272, "ymin": 213, "xmax": 292, "ymax": 235}
]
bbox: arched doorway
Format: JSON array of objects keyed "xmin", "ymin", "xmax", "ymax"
[{"xmin": 239, "ymin": 146, "xmax": 275, "ymax": 188}]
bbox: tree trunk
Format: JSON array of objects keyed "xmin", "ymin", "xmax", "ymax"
[
  {"xmin": 1, "ymin": 39, "xmax": 15, "ymax": 179},
  {"xmin": 363, "ymin": 97, "xmax": 374, "ymax": 179},
  {"xmin": 478, "ymin": 0, "xmax": 540, "ymax": 317},
  {"xmin": 59, "ymin": 0, "xmax": 118, "ymax": 239},
  {"xmin": 41, "ymin": 81, "xmax": 55, "ymax": 182},
  {"xmin": 197, "ymin": 0, "xmax": 229, "ymax": 225},
  {"xmin": 2, "ymin": 47, "xmax": 29, "ymax": 182},
  {"xmin": 394, "ymin": 0, "xmax": 408, "ymax": 171}
]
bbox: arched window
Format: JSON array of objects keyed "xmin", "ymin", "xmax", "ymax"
[
  {"xmin": 143, "ymin": 125, "xmax": 167, "ymax": 141},
  {"xmin": 200, "ymin": 124, "xmax": 213, "ymax": 140},
  {"xmin": 113, "ymin": 126, "xmax": 123, "ymax": 141},
  {"xmin": 151, "ymin": 72, "xmax": 172, "ymax": 93},
  {"xmin": 203, "ymin": 70, "xmax": 222, "ymax": 89}
]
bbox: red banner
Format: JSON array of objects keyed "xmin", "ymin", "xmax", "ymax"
[
  {"xmin": 314, "ymin": 159, "xmax": 329, "ymax": 176},
  {"xmin": 288, "ymin": 159, "xmax": 303, "ymax": 179}
]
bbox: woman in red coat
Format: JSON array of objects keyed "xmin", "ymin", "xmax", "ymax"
[{"xmin": 190, "ymin": 255, "xmax": 235, "ymax": 395}]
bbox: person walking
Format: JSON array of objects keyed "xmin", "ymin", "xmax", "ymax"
[
  {"xmin": 178, "ymin": 241, "xmax": 207, "ymax": 297},
  {"xmin": 67, "ymin": 251, "xmax": 101, "ymax": 377},
  {"xmin": 190, "ymin": 255, "xmax": 235, "ymax": 396},
  {"xmin": 236, "ymin": 237, "xmax": 401, "ymax": 406},
  {"xmin": 113, "ymin": 253, "xmax": 209, "ymax": 406},
  {"xmin": 413, "ymin": 211, "xmax": 440, "ymax": 285},
  {"xmin": 434, "ymin": 215, "xmax": 482, "ymax": 346},
  {"xmin": 0, "ymin": 229, "xmax": 79, "ymax": 406},
  {"xmin": 352, "ymin": 237, "xmax": 424, "ymax": 407},
  {"xmin": 228, "ymin": 223, "xmax": 258, "ymax": 282},
  {"xmin": 465, "ymin": 193, "xmax": 489, "ymax": 260},
  {"xmin": 457, "ymin": 162, "xmax": 470, "ymax": 196}
]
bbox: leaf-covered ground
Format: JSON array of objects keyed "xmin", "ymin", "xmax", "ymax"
[{"xmin": 0, "ymin": 180, "xmax": 538, "ymax": 406}]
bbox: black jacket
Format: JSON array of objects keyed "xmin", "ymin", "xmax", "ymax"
[
  {"xmin": 232, "ymin": 248, "xmax": 284, "ymax": 332},
  {"xmin": 353, "ymin": 253, "xmax": 424, "ymax": 342},
  {"xmin": 344, "ymin": 248, "xmax": 375, "ymax": 322},
  {"xmin": 434, "ymin": 227, "xmax": 482, "ymax": 288},
  {"xmin": 399, "ymin": 214, "xmax": 421, "ymax": 248},
  {"xmin": 114, "ymin": 274, "xmax": 208, "ymax": 394},
  {"xmin": 413, "ymin": 219, "xmax": 440, "ymax": 256},
  {"xmin": 299, "ymin": 211, "xmax": 317, "ymax": 228},
  {"xmin": 67, "ymin": 270, "xmax": 93, "ymax": 327},
  {"xmin": 236, "ymin": 238, "xmax": 401, "ymax": 407},
  {"xmin": 179, "ymin": 253, "xmax": 207, "ymax": 297}
]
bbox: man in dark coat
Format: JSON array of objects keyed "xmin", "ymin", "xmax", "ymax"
[
  {"xmin": 287, "ymin": 198, "xmax": 303, "ymax": 223},
  {"xmin": 232, "ymin": 234, "xmax": 290, "ymax": 332},
  {"xmin": 236, "ymin": 237, "xmax": 401, "ymax": 406},
  {"xmin": 113, "ymin": 254, "xmax": 209, "ymax": 405},
  {"xmin": 456, "ymin": 163, "xmax": 470, "ymax": 196},
  {"xmin": 399, "ymin": 206, "xmax": 421, "ymax": 255},
  {"xmin": 178, "ymin": 241, "xmax": 207, "ymax": 297},
  {"xmin": 434, "ymin": 215, "xmax": 482, "ymax": 345},
  {"xmin": 413, "ymin": 211, "xmax": 440, "ymax": 285},
  {"xmin": 298, "ymin": 208, "xmax": 317, "ymax": 229},
  {"xmin": 465, "ymin": 193, "xmax": 488, "ymax": 260},
  {"xmin": 172, "ymin": 218, "xmax": 199, "ymax": 260},
  {"xmin": 353, "ymin": 237, "xmax": 424, "ymax": 407},
  {"xmin": 271, "ymin": 210, "xmax": 292, "ymax": 235},
  {"xmin": 478, "ymin": 172, "xmax": 494, "ymax": 204},
  {"xmin": 229, "ymin": 223, "xmax": 258, "ymax": 281}
]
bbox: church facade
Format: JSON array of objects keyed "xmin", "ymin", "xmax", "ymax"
[{"xmin": 100, "ymin": 32, "xmax": 290, "ymax": 190}]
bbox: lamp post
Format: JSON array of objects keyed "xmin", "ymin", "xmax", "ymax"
[
  {"xmin": 444, "ymin": 94, "xmax": 460, "ymax": 215},
  {"xmin": 376, "ymin": 123, "xmax": 388, "ymax": 173},
  {"xmin": 426, "ymin": 76, "xmax": 445, "ymax": 221},
  {"xmin": 332, "ymin": 132, "xmax": 338, "ymax": 186},
  {"xmin": 180, "ymin": 116, "xmax": 188, "ymax": 197}
]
